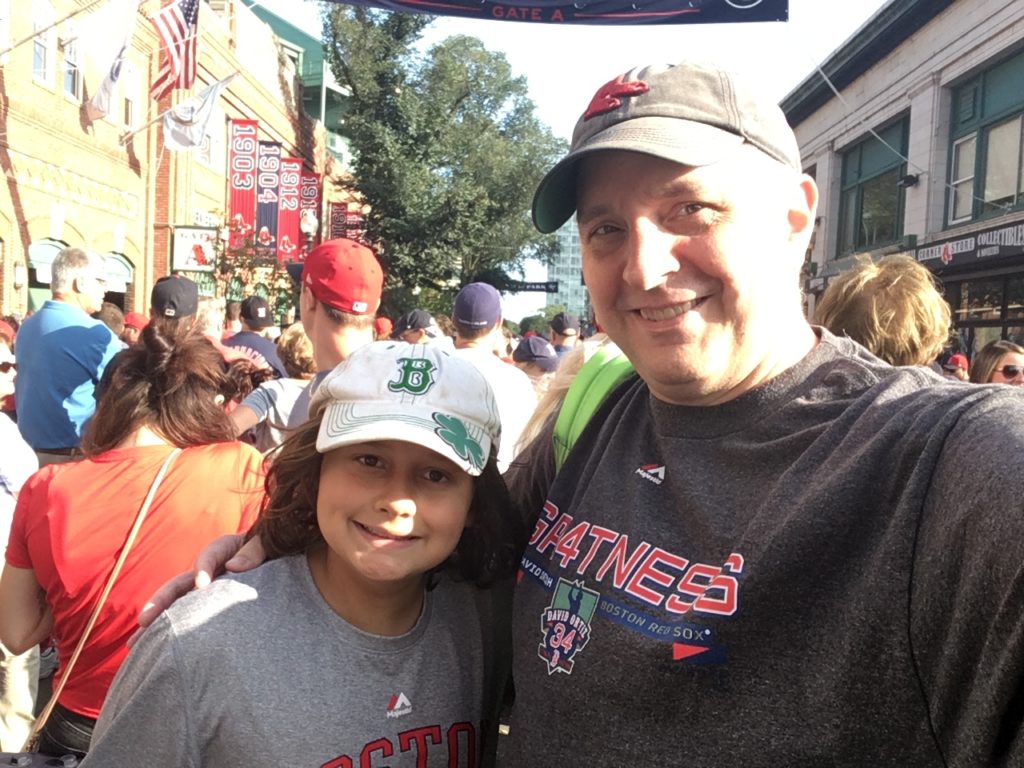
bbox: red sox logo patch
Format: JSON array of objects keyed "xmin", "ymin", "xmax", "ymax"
[{"xmin": 583, "ymin": 75, "xmax": 649, "ymax": 121}]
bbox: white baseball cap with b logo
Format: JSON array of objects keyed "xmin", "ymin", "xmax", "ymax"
[{"xmin": 311, "ymin": 342, "xmax": 501, "ymax": 476}]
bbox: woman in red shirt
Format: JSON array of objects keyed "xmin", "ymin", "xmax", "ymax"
[{"xmin": 0, "ymin": 325, "xmax": 268, "ymax": 757}]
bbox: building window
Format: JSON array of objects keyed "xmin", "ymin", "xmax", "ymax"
[
  {"xmin": 120, "ymin": 61, "xmax": 139, "ymax": 129},
  {"xmin": 948, "ymin": 49, "xmax": 1024, "ymax": 225},
  {"xmin": 946, "ymin": 275, "xmax": 1024, "ymax": 359},
  {"xmin": 62, "ymin": 39, "xmax": 81, "ymax": 99},
  {"xmin": 32, "ymin": 3, "xmax": 55, "ymax": 85},
  {"xmin": 836, "ymin": 119, "xmax": 908, "ymax": 258},
  {"xmin": 981, "ymin": 115, "xmax": 1023, "ymax": 216}
]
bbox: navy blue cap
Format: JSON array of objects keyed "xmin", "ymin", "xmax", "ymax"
[
  {"xmin": 452, "ymin": 283, "xmax": 502, "ymax": 329},
  {"xmin": 513, "ymin": 335, "xmax": 559, "ymax": 372}
]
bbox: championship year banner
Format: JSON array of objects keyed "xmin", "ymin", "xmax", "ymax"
[
  {"xmin": 227, "ymin": 120, "xmax": 259, "ymax": 248},
  {"xmin": 321, "ymin": 0, "xmax": 786, "ymax": 25},
  {"xmin": 328, "ymin": 202, "xmax": 348, "ymax": 240},
  {"xmin": 300, "ymin": 172, "xmax": 321, "ymax": 246},
  {"xmin": 256, "ymin": 141, "xmax": 282, "ymax": 258},
  {"xmin": 276, "ymin": 157, "xmax": 303, "ymax": 262}
]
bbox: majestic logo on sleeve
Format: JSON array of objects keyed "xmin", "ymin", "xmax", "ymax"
[
  {"xmin": 539, "ymin": 578, "xmax": 599, "ymax": 675},
  {"xmin": 583, "ymin": 75, "xmax": 650, "ymax": 120},
  {"xmin": 385, "ymin": 692, "xmax": 412, "ymax": 719},
  {"xmin": 388, "ymin": 357, "xmax": 437, "ymax": 395},
  {"xmin": 635, "ymin": 464, "xmax": 665, "ymax": 485}
]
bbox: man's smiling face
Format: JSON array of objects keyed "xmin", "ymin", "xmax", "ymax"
[{"xmin": 577, "ymin": 146, "xmax": 816, "ymax": 406}]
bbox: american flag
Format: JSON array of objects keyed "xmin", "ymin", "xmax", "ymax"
[{"xmin": 149, "ymin": 0, "xmax": 200, "ymax": 100}]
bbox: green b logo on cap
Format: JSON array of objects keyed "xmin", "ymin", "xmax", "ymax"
[{"xmin": 389, "ymin": 357, "xmax": 437, "ymax": 396}]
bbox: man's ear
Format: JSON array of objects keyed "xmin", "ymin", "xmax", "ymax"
[
  {"xmin": 299, "ymin": 285, "xmax": 316, "ymax": 316},
  {"xmin": 787, "ymin": 175, "xmax": 819, "ymax": 245}
]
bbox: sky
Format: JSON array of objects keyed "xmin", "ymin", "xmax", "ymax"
[{"xmin": 257, "ymin": 0, "xmax": 891, "ymax": 319}]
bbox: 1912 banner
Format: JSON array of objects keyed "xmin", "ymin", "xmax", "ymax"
[
  {"xmin": 276, "ymin": 157, "xmax": 303, "ymax": 262},
  {"xmin": 256, "ymin": 141, "xmax": 282, "ymax": 259},
  {"xmin": 227, "ymin": 120, "xmax": 258, "ymax": 248}
]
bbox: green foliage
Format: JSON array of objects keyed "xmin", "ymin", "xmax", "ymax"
[
  {"xmin": 217, "ymin": 229, "xmax": 296, "ymax": 323},
  {"xmin": 321, "ymin": 7, "xmax": 565, "ymax": 307},
  {"xmin": 518, "ymin": 304, "xmax": 567, "ymax": 335}
]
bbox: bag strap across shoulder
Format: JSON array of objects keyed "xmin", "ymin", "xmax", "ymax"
[
  {"xmin": 23, "ymin": 447, "xmax": 182, "ymax": 751},
  {"xmin": 552, "ymin": 342, "xmax": 634, "ymax": 472}
]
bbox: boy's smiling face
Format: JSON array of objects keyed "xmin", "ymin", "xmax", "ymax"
[{"xmin": 315, "ymin": 440, "xmax": 473, "ymax": 599}]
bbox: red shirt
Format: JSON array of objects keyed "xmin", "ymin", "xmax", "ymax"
[{"xmin": 6, "ymin": 442, "xmax": 265, "ymax": 718}]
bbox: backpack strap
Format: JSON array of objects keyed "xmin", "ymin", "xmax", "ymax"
[{"xmin": 553, "ymin": 342, "xmax": 634, "ymax": 472}]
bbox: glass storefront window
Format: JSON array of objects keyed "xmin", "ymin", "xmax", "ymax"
[
  {"xmin": 1006, "ymin": 277, "xmax": 1024, "ymax": 320},
  {"xmin": 959, "ymin": 277, "xmax": 1003, "ymax": 322}
]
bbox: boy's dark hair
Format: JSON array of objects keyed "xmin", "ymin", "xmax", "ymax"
[{"xmin": 251, "ymin": 408, "xmax": 524, "ymax": 587}]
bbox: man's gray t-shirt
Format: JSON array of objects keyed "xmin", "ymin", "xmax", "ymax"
[
  {"xmin": 85, "ymin": 555, "xmax": 501, "ymax": 767},
  {"xmin": 500, "ymin": 331, "xmax": 1024, "ymax": 765}
]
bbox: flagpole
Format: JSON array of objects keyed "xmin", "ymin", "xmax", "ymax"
[
  {"xmin": 120, "ymin": 70, "xmax": 239, "ymax": 145},
  {"xmin": 0, "ymin": 0, "xmax": 147, "ymax": 59}
]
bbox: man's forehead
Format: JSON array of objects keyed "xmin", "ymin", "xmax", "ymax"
[
  {"xmin": 575, "ymin": 146, "xmax": 788, "ymax": 214},
  {"xmin": 575, "ymin": 151, "xmax": 711, "ymax": 215}
]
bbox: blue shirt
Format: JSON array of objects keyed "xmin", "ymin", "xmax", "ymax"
[
  {"xmin": 222, "ymin": 331, "xmax": 287, "ymax": 379},
  {"xmin": 15, "ymin": 300, "xmax": 121, "ymax": 450}
]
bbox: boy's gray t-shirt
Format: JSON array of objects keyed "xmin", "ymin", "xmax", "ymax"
[{"xmin": 85, "ymin": 555, "xmax": 496, "ymax": 767}]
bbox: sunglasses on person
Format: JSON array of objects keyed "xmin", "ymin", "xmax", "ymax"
[
  {"xmin": 0, "ymin": 362, "xmax": 15, "ymax": 373},
  {"xmin": 994, "ymin": 365, "xmax": 1024, "ymax": 378}
]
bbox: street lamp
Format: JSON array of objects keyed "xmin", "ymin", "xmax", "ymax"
[{"xmin": 299, "ymin": 209, "xmax": 319, "ymax": 255}]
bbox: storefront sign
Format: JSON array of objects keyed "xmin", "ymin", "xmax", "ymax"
[
  {"xmin": 171, "ymin": 226, "xmax": 218, "ymax": 273},
  {"xmin": 227, "ymin": 120, "xmax": 259, "ymax": 247},
  {"xmin": 916, "ymin": 220, "xmax": 1024, "ymax": 268}
]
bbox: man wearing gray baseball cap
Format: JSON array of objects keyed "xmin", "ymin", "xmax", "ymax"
[
  {"xmin": 499, "ymin": 60, "xmax": 1024, "ymax": 766},
  {"xmin": 142, "ymin": 60, "xmax": 1024, "ymax": 767}
]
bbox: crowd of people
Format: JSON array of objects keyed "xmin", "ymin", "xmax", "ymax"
[{"xmin": 0, "ymin": 57, "xmax": 1022, "ymax": 766}]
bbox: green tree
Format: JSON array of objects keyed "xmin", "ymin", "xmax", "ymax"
[{"xmin": 322, "ymin": 7, "xmax": 565, "ymax": 314}]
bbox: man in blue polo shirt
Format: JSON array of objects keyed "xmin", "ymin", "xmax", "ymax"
[{"xmin": 15, "ymin": 247, "xmax": 121, "ymax": 465}]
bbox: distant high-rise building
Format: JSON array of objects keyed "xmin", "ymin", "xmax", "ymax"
[{"xmin": 547, "ymin": 217, "xmax": 590, "ymax": 324}]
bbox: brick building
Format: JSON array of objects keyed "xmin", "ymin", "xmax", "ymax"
[{"xmin": 0, "ymin": 0, "xmax": 326, "ymax": 319}]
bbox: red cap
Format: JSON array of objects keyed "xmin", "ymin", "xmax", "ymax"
[
  {"xmin": 374, "ymin": 316, "xmax": 393, "ymax": 337},
  {"xmin": 123, "ymin": 312, "xmax": 148, "ymax": 330},
  {"xmin": 288, "ymin": 239, "xmax": 383, "ymax": 316},
  {"xmin": 944, "ymin": 353, "xmax": 969, "ymax": 371}
]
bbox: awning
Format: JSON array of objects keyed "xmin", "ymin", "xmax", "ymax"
[
  {"xmin": 27, "ymin": 239, "xmax": 67, "ymax": 284},
  {"xmin": 28, "ymin": 241, "xmax": 134, "ymax": 290},
  {"xmin": 103, "ymin": 252, "xmax": 134, "ymax": 293}
]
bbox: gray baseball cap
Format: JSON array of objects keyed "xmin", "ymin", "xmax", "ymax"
[{"xmin": 532, "ymin": 61, "xmax": 802, "ymax": 234}]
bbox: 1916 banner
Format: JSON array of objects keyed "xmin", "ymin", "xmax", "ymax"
[
  {"xmin": 276, "ymin": 157, "xmax": 303, "ymax": 262},
  {"xmin": 256, "ymin": 141, "xmax": 282, "ymax": 259},
  {"xmin": 300, "ymin": 172, "xmax": 321, "ymax": 247},
  {"xmin": 228, "ymin": 120, "xmax": 258, "ymax": 248},
  {"xmin": 329, "ymin": 202, "xmax": 348, "ymax": 240}
]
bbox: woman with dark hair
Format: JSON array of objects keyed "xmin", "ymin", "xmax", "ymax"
[
  {"xmin": 969, "ymin": 339, "xmax": 1024, "ymax": 386},
  {"xmin": 0, "ymin": 325, "xmax": 268, "ymax": 758}
]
